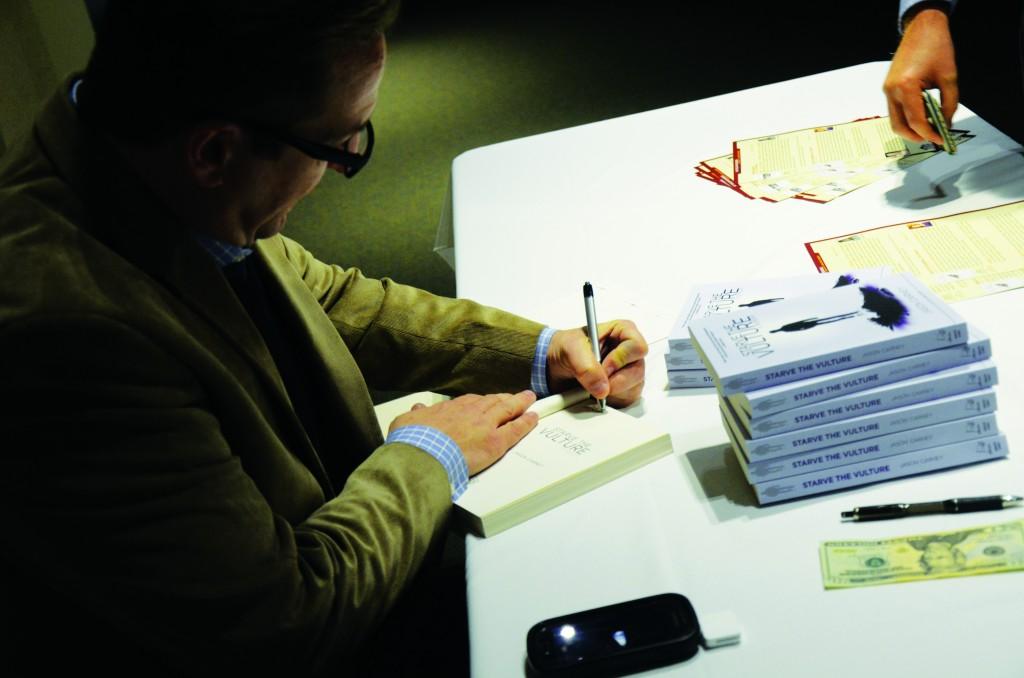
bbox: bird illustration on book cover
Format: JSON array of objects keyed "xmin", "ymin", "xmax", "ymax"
[{"xmin": 770, "ymin": 285, "xmax": 910, "ymax": 334}]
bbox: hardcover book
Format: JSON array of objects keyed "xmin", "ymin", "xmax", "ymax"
[
  {"xmin": 375, "ymin": 389, "xmax": 673, "ymax": 537},
  {"xmin": 727, "ymin": 411, "xmax": 999, "ymax": 483},
  {"xmin": 721, "ymin": 387, "xmax": 997, "ymax": 460},
  {"xmin": 740, "ymin": 433, "xmax": 1008, "ymax": 505},
  {"xmin": 727, "ymin": 325, "xmax": 991, "ymax": 418},
  {"xmin": 689, "ymin": 273, "xmax": 967, "ymax": 395},
  {"xmin": 735, "ymin": 360, "xmax": 997, "ymax": 438},
  {"xmin": 668, "ymin": 269, "xmax": 886, "ymax": 353}
]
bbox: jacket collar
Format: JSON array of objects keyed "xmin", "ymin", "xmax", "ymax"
[
  {"xmin": 35, "ymin": 77, "xmax": 285, "ymax": 391},
  {"xmin": 34, "ymin": 79, "xmax": 384, "ymax": 488}
]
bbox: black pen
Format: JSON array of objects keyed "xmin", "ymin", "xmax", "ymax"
[
  {"xmin": 841, "ymin": 495, "xmax": 1024, "ymax": 522},
  {"xmin": 582, "ymin": 282, "xmax": 605, "ymax": 412}
]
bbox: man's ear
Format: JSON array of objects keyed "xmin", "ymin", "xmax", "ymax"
[{"xmin": 184, "ymin": 122, "xmax": 244, "ymax": 188}]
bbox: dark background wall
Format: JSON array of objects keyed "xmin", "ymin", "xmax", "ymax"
[
  {"xmin": 76, "ymin": 1, "xmax": 899, "ymax": 297},
  {"xmin": 286, "ymin": 1, "xmax": 900, "ymax": 297}
]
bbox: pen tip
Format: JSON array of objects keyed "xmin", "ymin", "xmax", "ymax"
[
  {"xmin": 583, "ymin": 281, "xmax": 593, "ymax": 296},
  {"xmin": 840, "ymin": 511, "xmax": 855, "ymax": 521}
]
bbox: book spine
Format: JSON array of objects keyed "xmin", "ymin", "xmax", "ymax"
[
  {"xmin": 715, "ymin": 323, "xmax": 968, "ymax": 395},
  {"xmin": 741, "ymin": 389, "xmax": 997, "ymax": 460},
  {"xmin": 667, "ymin": 369, "xmax": 714, "ymax": 389},
  {"xmin": 742, "ymin": 413, "xmax": 999, "ymax": 482},
  {"xmin": 668, "ymin": 337, "xmax": 696, "ymax": 353},
  {"xmin": 752, "ymin": 434, "xmax": 1008, "ymax": 504},
  {"xmin": 665, "ymin": 348, "xmax": 703, "ymax": 369},
  {"xmin": 734, "ymin": 333, "xmax": 991, "ymax": 417},
  {"xmin": 743, "ymin": 361, "xmax": 998, "ymax": 438}
]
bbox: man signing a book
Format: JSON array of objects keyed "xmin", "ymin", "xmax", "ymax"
[{"xmin": 0, "ymin": 1, "xmax": 647, "ymax": 676}]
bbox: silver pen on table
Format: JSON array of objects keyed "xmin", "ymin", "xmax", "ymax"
[
  {"xmin": 841, "ymin": 494, "xmax": 1024, "ymax": 522},
  {"xmin": 582, "ymin": 281, "xmax": 605, "ymax": 412}
]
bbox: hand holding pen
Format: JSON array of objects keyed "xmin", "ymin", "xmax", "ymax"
[
  {"xmin": 583, "ymin": 282, "xmax": 606, "ymax": 411},
  {"xmin": 543, "ymin": 285, "xmax": 649, "ymax": 409}
]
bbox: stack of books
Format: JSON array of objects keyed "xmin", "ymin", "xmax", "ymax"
[
  {"xmin": 688, "ymin": 272, "xmax": 1006, "ymax": 504},
  {"xmin": 695, "ymin": 116, "xmax": 973, "ymax": 205},
  {"xmin": 665, "ymin": 270, "xmax": 886, "ymax": 390}
]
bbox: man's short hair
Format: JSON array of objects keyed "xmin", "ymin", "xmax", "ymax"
[{"xmin": 78, "ymin": 0, "xmax": 399, "ymax": 145}]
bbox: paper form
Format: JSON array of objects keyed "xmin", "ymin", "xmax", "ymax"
[
  {"xmin": 733, "ymin": 117, "xmax": 906, "ymax": 182},
  {"xmin": 806, "ymin": 200, "xmax": 1024, "ymax": 302},
  {"xmin": 696, "ymin": 119, "xmax": 973, "ymax": 206}
]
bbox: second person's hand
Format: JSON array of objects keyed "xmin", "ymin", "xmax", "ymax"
[{"xmin": 883, "ymin": 6, "xmax": 958, "ymax": 146}]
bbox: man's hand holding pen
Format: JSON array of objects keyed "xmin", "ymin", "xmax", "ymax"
[{"xmin": 546, "ymin": 319, "xmax": 648, "ymax": 409}]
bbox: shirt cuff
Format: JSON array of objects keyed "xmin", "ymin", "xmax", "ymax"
[
  {"xmin": 386, "ymin": 425, "xmax": 469, "ymax": 500},
  {"xmin": 531, "ymin": 326, "xmax": 557, "ymax": 398},
  {"xmin": 898, "ymin": 0, "xmax": 954, "ymax": 33}
]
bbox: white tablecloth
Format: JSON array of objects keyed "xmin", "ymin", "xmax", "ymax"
[{"xmin": 451, "ymin": 62, "xmax": 1024, "ymax": 677}]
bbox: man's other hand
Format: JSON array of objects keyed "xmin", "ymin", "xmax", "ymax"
[
  {"xmin": 390, "ymin": 391, "xmax": 539, "ymax": 475},
  {"xmin": 546, "ymin": 319, "xmax": 647, "ymax": 408},
  {"xmin": 883, "ymin": 7, "xmax": 958, "ymax": 146}
]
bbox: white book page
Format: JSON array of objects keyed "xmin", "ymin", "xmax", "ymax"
[{"xmin": 456, "ymin": 403, "xmax": 663, "ymax": 516}]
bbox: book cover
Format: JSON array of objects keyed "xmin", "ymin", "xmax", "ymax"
[
  {"xmin": 726, "ymin": 410, "xmax": 999, "ymax": 483},
  {"xmin": 689, "ymin": 273, "xmax": 967, "ymax": 395},
  {"xmin": 667, "ymin": 269, "xmax": 886, "ymax": 353},
  {"xmin": 722, "ymin": 387, "xmax": 997, "ymax": 460},
  {"xmin": 728, "ymin": 325, "xmax": 991, "ymax": 418},
  {"xmin": 736, "ymin": 360, "xmax": 997, "ymax": 438},
  {"xmin": 745, "ymin": 434, "xmax": 1008, "ymax": 505},
  {"xmin": 375, "ymin": 390, "xmax": 673, "ymax": 537}
]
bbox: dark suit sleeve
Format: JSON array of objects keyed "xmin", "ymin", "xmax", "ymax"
[{"xmin": 0, "ymin": 313, "xmax": 451, "ymax": 675}]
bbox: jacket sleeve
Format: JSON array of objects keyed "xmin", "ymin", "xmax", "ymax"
[
  {"xmin": 270, "ymin": 235, "xmax": 546, "ymax": 395},
  {"xmin": 0, "ymin": 312, "xmax": 452, "ymax": 676}
]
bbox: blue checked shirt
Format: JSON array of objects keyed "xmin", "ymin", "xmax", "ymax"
[
  {"xmin": 194, "ymin": 234, "xmax": 557, "ymax": 501},
  {"xmin": 194, "ymin": 234, "xmax": 253, "ymax": 265},
  {"xmin": 388, "ymin": 326, "xmax": 557, "ymax": 499}
]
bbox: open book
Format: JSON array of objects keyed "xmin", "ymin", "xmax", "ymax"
[{"xmin": 375, "ymin": 389, "xmax": 673, "ymax": 537}]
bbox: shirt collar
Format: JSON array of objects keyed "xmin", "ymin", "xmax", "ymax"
[
  {"xmin": 69, "ymin": 77, "xmax": 254, "ymax": 269},
  {"xmin": 193, "ymin": 233, "xmax": 254, "ymax": 267},
  {"xmin": 69, "ymin": 77, "xmax": 83, "ymax": 107}
]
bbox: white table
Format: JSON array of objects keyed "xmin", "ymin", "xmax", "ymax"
[{"xmin": 451, "ymin": 62, "xmax": 1024, "ymax": 677}]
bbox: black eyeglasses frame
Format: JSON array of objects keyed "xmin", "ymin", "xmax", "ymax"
[{"xmin": 245, "ymin": 120, "xmax": 375, "ymax": 178}]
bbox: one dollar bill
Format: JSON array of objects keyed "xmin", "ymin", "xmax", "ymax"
[{"xmin": 820, "ymin": 519, "xmax": 1024, "ymax": 589}]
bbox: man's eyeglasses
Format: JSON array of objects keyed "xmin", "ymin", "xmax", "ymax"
[{"xmin": 247, "ymin": 120, "xmax": 375, "ymax": 178}]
